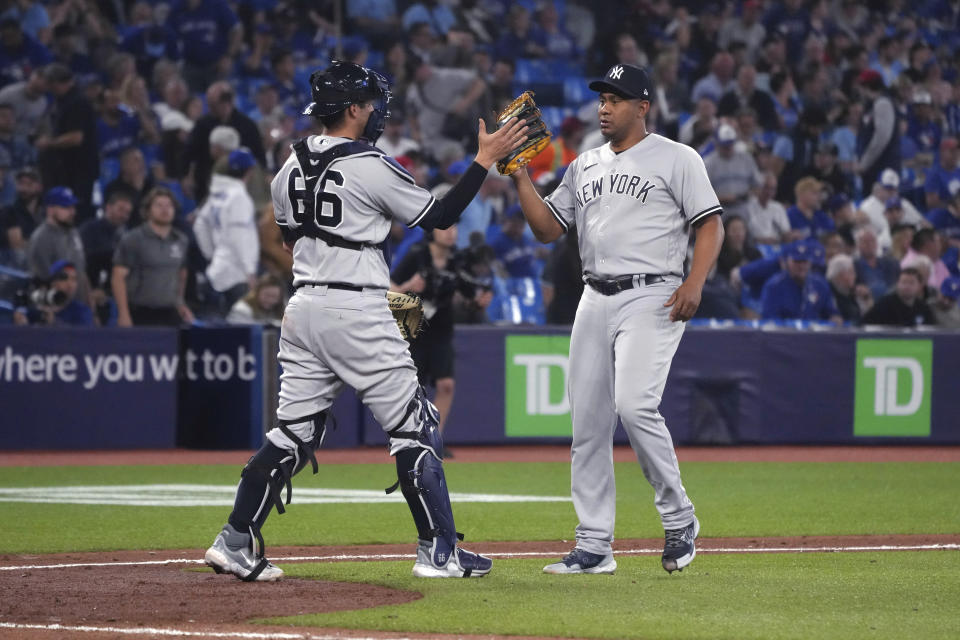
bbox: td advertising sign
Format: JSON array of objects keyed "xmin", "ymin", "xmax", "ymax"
[
  {"xmin": 505, "ymin": 335, "xmax": 572, "ymax": 437},
  {"xmin": 854, "ymin": 339, "xmax": 932, "ymax": 437}
]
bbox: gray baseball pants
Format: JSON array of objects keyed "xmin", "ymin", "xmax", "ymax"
[{"xmin": 568, "ymin": 279, "xmax": 695, "ymax": 555}]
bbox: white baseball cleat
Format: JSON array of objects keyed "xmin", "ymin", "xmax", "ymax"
[{"xmin": 204, "ymin": 524, "xmax": 284, "ymax": 582}]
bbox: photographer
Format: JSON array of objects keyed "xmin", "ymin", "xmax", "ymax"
[
  {"xmin": 27, "ymin": 186, "xmax": 93, "ymax": 311},
  {"xmin": 14, "ymin": 260, "xmax": 94, "ymax": 326},
  {"xmin": 390, "ymin": 224, "xmax": 492, "ymax": 456}
]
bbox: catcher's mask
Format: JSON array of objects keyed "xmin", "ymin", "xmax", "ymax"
[{"xmin": 303, "ymin": 60, "xmax": 392, "ymax": 144}]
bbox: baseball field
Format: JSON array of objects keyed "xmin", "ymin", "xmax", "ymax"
[{"xmin": 0, "ymin": 445, "xmax": 958, "ymax": 640}]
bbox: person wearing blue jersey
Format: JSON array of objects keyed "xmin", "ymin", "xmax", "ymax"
[
  {"xmin": 760, "ymin": 240, "xmax": 841, "ymax": 323},
  {"xmin": 166, "ymin": 0, "xmax": 242, "ymax": 92},
  {"xmin": 786, "ymin": 177, "xmax": 834, "ymax": 240},
  {"xmin": 924, "ymin": 137, "xmax": 960, "ymax": 210},
  {"xmin": 926, "ymin": 181, "xmax": 960, "ymax": 244}
]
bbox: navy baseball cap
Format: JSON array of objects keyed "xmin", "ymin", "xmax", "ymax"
[
  {"xmin": 941, "ymin": 276, "xmax": 960, "ymax": 300},
  {"xmin": 227, "ymin": 148, "xmax": 257, "ymax": 173},
  {"xmin": 44, "ymin": 186, "xmax": 78, "ymax": 207},
  {"xmin": 589, "ymin": 64, "xmax": 653, "ymax": 101}
]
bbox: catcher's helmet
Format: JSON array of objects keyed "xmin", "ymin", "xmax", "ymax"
[{"xmin": 303, "ymin": 60, "xmax": 392, "ymax": 144}]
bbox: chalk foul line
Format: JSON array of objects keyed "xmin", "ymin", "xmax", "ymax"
[
  {"xmin": 0, "ymin": 621, "xmax": 411, "ymax": 640},
  {"xmin": 1, "ymin": 543, "xmax": 957, "ymax": 572}
]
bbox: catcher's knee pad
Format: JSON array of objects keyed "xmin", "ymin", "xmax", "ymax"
[
  {"xmin": 388, "ymin": 386, "xmax": 443, "ymax": 457},
  {"xmin": 229, "ymin": 412, "xmax": 327, "ymax": 547}
]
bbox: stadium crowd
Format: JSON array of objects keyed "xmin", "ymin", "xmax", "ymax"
[{"xmin": 0, "ymin": 0, "xmax": 959, "ymax": 329}]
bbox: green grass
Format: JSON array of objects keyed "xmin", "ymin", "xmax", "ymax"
[
  {"xmin": 267, "ymin": 552, "xmax": 960, "ymax": 640},
  {"xmin": 1, "ymin": 459, "xmax": 958, "ymax": 639},
  {"xmin": 0, "ymin": 461, "xmax": 957, "ymax": 553}
]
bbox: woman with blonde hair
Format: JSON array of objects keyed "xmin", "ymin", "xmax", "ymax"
[{"xmin": 226, "ymin": 274, "xmax": 285, "ymax": 325}]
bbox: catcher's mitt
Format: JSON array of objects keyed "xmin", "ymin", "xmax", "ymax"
[
  {"xmin": 386, "ymin": 290, "xmax": 425, "ymax": 341},
  {"xmin": 495, "ymin": 91, "xmax": 552, "ymax": 176}
]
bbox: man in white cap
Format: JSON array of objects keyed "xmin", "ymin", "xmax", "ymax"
[
  {"xmin": 856, "ymin": 168, "xmax": 926, "ymax": 251},
  {"xmin": 704, "ymin": 123, "xmax": 761, "ymax": 220}
]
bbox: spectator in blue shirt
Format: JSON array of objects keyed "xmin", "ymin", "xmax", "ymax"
[
  {"xmin": 121, "ymin": 24, "xmax": 181, "ymax": 80},
  {"xmin": 926, "ymin": 181, "xmax": 960, "ymax": 244},
  {"xmin": 96, "ymin": 89, "xmax": 142, "ymax": 163},
  {"xmin": 924, "ymin": 137, "xmax": 960, "ymax": 210},
  {"xmin": 269, "ymin": 50, "xmax": 308, "ymax": 113},
  {"xmin": 166, "ymin": 0, "xmax": 242, "ymax": 92},
  {"xmin": 905, "ymin": 90, "xmax": 942, "ymax": 156},
  {"xmin": 761, "ymin": 240, "xmax": 841, "ymax": 323},
  {"xmin": 496, "ymin": 5, "xmax": 547, "ymax": 60},
  {"xmin": 0, "ymin": 18, "xmax": 52, "ymax": 86},
  {"xmin": 786, "ymin": 176, "xmax": 834, "ymax": 240},
  {"xmin": 489, "ymin": 204, "xmax": 543, "ymax": 279}
]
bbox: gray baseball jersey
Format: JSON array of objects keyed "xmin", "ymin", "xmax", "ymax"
[
  {"xmin": 267, "ymin": 135, "xmax": 436, "ymax": 454},
  {"xmin": 271, "ymin": 135, "xmax": 438, "ymax": 289},
  {"xmin": 544, "ymin": 133, "xmax": 721, "ymax": 277},
  {"xmin": 545, "ymin": 134, "xmax": 720, "ymax": 555}
]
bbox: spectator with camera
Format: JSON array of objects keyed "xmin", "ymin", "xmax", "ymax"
[
  {"xmin": 14, "ymin": 259, "xmax": 93, "ymax": 326},
  {"xmin": 111, "ymin": 186, "xmax": 193, "ymax": 327},
  {"xmin": 390, "ymin": 225, "xmax": 492, "ymax": 456},
  {"xmin": 27, "ymin": 186, "xmax": 91, "ymax": 309}
]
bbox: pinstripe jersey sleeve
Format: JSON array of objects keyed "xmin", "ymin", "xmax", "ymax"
[{"xmin": 673, "ymin": 144, "xmax": 722, "ymax": 225}]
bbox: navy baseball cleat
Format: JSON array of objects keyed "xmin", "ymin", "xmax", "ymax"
[
  {"xmin": 543, "ymin": 548, "xmax": 617, "ymax": 574},
  {"xmin": 662, "ymin": 516, "xmax": 700, "ymax": 573},
  {"xmin": 204, "ymin": 524, "xmax": 284, "ymax": 582},
  {"xmin": 412, "ymin": 540, "xmax": 493, "ymax": 578}
]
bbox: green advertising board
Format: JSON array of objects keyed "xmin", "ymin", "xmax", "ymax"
[
  {"xmin": 505, "ymin": 335, "xmax": 572, "ymax": 437},
  {"xmin": 854, "ymin": 339, "xmax": 932, "ymax": 437}
]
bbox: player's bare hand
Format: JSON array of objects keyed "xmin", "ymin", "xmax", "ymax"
[
  {"xmin": 474, "ymin": 117, "xmax": 529, "ymax": 169},
  {"xmin": 664, "ymin": 282, "xmax": 702, "ymax": 322}
]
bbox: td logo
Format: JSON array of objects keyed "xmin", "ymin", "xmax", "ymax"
[
  {"xmin": 854, "ymin": 339, "xmax": 932, "ymax": 437},
  {"xmin": 505, "ymin": 336, "xmax": 572, "ymax": 437}
]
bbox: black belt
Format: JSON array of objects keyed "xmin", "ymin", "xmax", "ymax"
[
  {"xmin": 584, "ymin": 274, "xmax": 665, "ymax": 296},
  {"xmin": 295, "ymin": 281, "xmax": 364, "ymax": 292}
]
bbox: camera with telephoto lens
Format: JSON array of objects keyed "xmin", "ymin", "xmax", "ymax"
[{"xmin": 14, "ymin": 277, "xmax": 68, "ymax": 311}]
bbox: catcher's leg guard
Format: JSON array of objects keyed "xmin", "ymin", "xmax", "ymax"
[
  {"xmin": 388, "ymin": 388, "xmax": 492, "ymax": 577},
  {"xmin": 227, "ymin": 411, "xmax": 327, "ymax": 555}
]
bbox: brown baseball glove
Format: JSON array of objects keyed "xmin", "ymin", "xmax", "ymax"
[
  {"xmin": 495, "ymin": 91, "xmax": 553, "ymax": 176},
  {"xmin": 386, "ymin": 290, "xmax": 425, "ymax": 341}
]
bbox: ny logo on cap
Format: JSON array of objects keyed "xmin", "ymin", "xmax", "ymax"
[{"xmin": 609, "ymin": 65, "xmax": 624, "ymax": 80}]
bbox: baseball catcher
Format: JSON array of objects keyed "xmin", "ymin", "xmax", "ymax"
[
  {"xmin": 203, "ymin": 60, "xmax": 529, "ymax": 582},
  {"xmin": 495, "ymin": 92, "xmax": 552, "ymax": 175}
]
